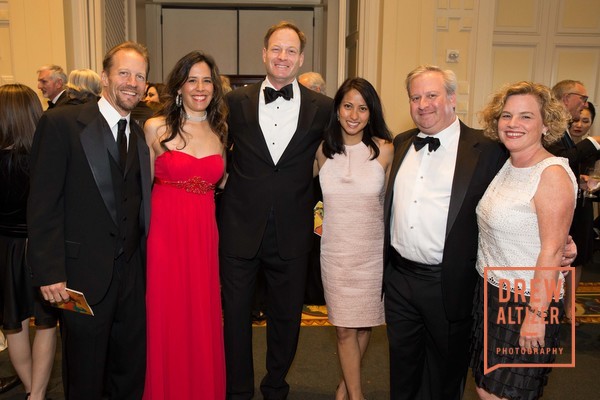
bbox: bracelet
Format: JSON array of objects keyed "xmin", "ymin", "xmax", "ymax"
[{"xmin": 526, "ymin": 304, "xmax": 548, "ymax": 318}]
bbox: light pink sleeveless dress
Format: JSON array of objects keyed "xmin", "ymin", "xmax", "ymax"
[{"xmin": 319, "ymin": 142, "xmax": 385, "ymax": 327}]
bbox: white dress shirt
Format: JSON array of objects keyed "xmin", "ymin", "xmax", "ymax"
[
  {"xmin": 98, "ymin": 96, "xmax": 131, "ymax": 149},
  {"xmin": 391, "ymin": 117, "xmax": 461, "ymax": 265},
  {"xmin": 258, "ymin": 78, "xmax": 301, "ymax": 165}
]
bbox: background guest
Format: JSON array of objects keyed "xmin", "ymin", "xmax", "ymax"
[
  {"xmin": 143, "ymin": 51, "xmax": 227, "ymax": 399},
  {"xmin": 472, "ymin": 81, "xmax": 575, "ymax": 400},
  {"xmin": 220, "ymin": 75, "xmax": 233, "ymax": 94},
  {"xmin": 0, "ymin": 83, "xmax": 58, "ymax": 400},
  {"xmin": 315, "ymin": 77, "xmax": 393, "ymax": 400},
  {"xmin": 299, "ymin": 71, "xmax": 326, "ymax": 95},
  {"xmin": 570, "ymin": 102, "xmax": 595, "ymax": 143},
  {"xmin": 0, "ymin": 330, "xmax": 21, "ymax": 394},
  {"xmin": 144, "ymin": 82, "xmax": 166, "ymax": 107},
  {"xmin": 36, "ymin": 65, "xmax": 68, "ymax": 109},
  {"xmin": 549, "ymin": 81, "xmax": 599, "ymax": 326},
  {"xmin": 64, "ymin": 68, "xmax": 102, "ymax": 105}
]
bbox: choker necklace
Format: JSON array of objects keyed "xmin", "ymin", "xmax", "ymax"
[{"xmin": 184, "ymin": 111, "xmax": 207, "ymax": 122}]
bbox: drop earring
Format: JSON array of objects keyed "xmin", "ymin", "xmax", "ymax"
[{"xmin": 176, "ymin": 94, "xmax": 182, "ymax": 107}]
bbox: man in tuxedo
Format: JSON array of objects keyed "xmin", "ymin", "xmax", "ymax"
[
  {"xmin": 549, "ymin": 80, "xmax": 598, "ymax": 324},
  {"xmin": 383, "ymin": 65, "xmax": 507, "ymax": 400},
  {"xmin": 219, "ymin": 21, "xmax": 331, "ymax": 400},
  {"xmin": 37, "ymin": 64, "xmax": 68, "ymax": 109},
  {"xmin": 27, "ymin": 42, "xmax": 151, "ymax": 399}
]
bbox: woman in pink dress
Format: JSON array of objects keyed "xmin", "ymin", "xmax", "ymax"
[
  {"xmin": 143, "ymin": 51, "xmax": 227, "ymax": 399},
  {"xmin": 315, "ymin": 78, "xmax": 394, "ymax": 400}
]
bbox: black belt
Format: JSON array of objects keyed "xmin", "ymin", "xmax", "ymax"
[{"xmin": 390, "ymin": 248, "xmax": 442, "ymax": 280}]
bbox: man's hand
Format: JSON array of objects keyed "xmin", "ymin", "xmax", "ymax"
[
  {"xmin": 40, "ymin": 282, "xmax": 70, "ymax": 303},
  {"xmin": 561, "ymin": 235, "xmax": 577, "ymax": 268}
]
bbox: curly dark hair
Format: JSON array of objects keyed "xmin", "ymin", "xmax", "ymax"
[
  {"xmin": 322, "ymin": 77, "xmax": 392, "ymax": 160},
  {"xmin": 158, "ymin": 51, "xmax": 228, "ymax": 149}
]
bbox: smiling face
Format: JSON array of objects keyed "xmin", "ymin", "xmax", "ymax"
[
  {"xmin": 338, "ymin": 88, "xmax": 369, "ymax": 144},
  {"xmin": 178, "ymin": 61, "xmax": 213, "ymax": 116},
  {"xmin": 497, "ymin": 94, "xmax": 547, "ymax": 155},
  {"xmin": 571, "ymin": 108, "xmax": 593, "ymax": 139},
  {"xmin": 408, "ymin": 71, "xmax": 456, "ymax": 135},
  {"xmin": 101, "ymin": 49, "xmax": 147, "ymax": 116},
  {"xmin": 262, "ymin": 28, "xmax": 304, "ymax": 89}
]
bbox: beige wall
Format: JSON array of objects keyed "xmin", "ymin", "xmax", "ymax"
[
  {"xmin": 2, "ymin": 0, "xmax": 599, "ymax": 134},
  {"xmin": 378, "ymin": 0, "xmax": 600, "ymax": 135},
  {"xmin": 1, "ymin": 0, "xmax": 67, "ymax": 106}
]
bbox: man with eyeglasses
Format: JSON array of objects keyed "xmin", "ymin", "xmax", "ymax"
[{"xmin": 549, "ymin": 79, "xmax": 598, "ymax": 328}]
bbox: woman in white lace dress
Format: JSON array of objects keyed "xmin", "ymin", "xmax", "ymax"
[{"xmin": 470, "ymin": 82, "xmax": 576, "ymax": 400}]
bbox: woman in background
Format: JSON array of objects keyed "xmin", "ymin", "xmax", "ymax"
[
  {"xmin": 143, "ymin": 51, "xmax": 227, "ymax": 399},
  {"xmin": 0, "ymin": 84, "xmax": 58, "ymax": 400},
  {"xmin": 144, "ymin": 82, "xmax": 167, "ymax": 106},
  {"xmin": 315, "ymin": 77, "xmax": 393, "ymax": 400},
  {"xmin": 64, "ymin": 68, "xmax": 102, "ymax": 105},
  {"xmin": 471, "ymin": 81, "xmax": 575, "ymax": 400},
  {"xmin": 563, "ymin": 101, "xmax": 597, "ymax": 326},
  {"xmin": 570, "ymin": 102, "xmax": 595, "ymax": 143}
]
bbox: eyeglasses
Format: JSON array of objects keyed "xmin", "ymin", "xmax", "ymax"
[{"xmin": 567, "ymin": 93, "xmax": 589, "ymax": 103}]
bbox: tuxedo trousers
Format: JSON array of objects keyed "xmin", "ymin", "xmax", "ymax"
[
  {"xmin": 60, "ymin": 248, "xmax": 146, "ymax": 400},
  {"xmin": 384, "ymin": 251, "xmax": 472, "ymax": 400},
  {"xmin": 220, "ymin": 213, "xmax": 308, "ymax": 400}
]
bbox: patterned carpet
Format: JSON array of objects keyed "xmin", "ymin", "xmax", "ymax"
[
  {"xmin": 573, "ymin": 282, "xmax": 600, "ymax": 323},
  {"xmin": 252, "ymin": 283, "xmax": 600, "ymax": 327}
]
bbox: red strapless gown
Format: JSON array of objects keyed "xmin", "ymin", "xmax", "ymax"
[{"xmin": 144, "ymin": 151, "xmax": 225, "ymax": 400}]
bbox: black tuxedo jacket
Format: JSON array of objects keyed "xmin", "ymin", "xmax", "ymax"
[
  {"xmin": 548, "ymin": 132, "xmax": 600, "ymax": 176},
  {"xmin": 219, "ymin": 82, "xmax": 332, "ymax": 260},
  {"xmin": 27, "ymin": 100, "xmax": 151, "ymax": 304},
  {"xmin": 47, "ymin": 90, "xmax": 68, "ymax": 109},
  {"xmin": 383, "ymin": 121, "xmax": 507, "ymax": 321}
]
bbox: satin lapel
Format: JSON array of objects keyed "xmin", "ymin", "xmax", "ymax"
[
  {"xmin": 384, "ymin": 130, "xmax": 417, "ymax": 224},
  {"xmin": 240, "ymin": 84, "xmax": 274, "ymax": 165},
  {"xmin": 79, "ymin": 108, "xmax": 119, "ymax": 226},
  {"xmin": 278, "ymin": 86, "xmax": 318, "ymax": 164},
  {"xmin": 133, "ymin": 125, "xmax": 152, "ymax": 235},
  {"xmin": 445, "ymin": 124, "xmax": 480, "ymax": 238}
]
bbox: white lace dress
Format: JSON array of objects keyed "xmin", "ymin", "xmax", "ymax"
[{"xmin": 476, "ymin": 156, "xmax": 576, "ymax": 295}]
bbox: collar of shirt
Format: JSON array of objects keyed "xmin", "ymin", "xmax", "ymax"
[
  {"xmin": 416, "ymin": 116, "xmax": 460, "ymax": 151},
  {"xmin": 98, "ymin": 97, "xmax": 131, "ymax": 140},
  {"xmin": 51, "ymin": 90, "xmax": 65, "ymax": 104},
  {"xmin": 260, "ymin": 78, "xmax": 301, "ymax": 106}
]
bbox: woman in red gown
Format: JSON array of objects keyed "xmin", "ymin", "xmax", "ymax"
[{"xmin": 143, "ymin": 51, "xmax": 228, "ymax": 399}]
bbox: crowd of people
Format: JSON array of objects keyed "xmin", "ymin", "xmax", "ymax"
[{"xmin": 0, "ymin": 19, "xmax": 594, "ymax": 400}]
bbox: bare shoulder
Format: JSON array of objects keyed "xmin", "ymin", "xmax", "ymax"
[
  {"xmin": 143, "ymin": 117, "xmax": 167, "ymax": 143},
  {"xmin": 374, "ymin": 137, "xmax": 394, "ymax": 161}
]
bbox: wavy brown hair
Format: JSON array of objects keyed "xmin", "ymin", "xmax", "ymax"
[
  {"xmin": 479, "ymin": 81, "xmax": 569, "ymax": 147},
  {"xmin": 158, "ymin": 51, "xmax": 228, "ymax": 149}
]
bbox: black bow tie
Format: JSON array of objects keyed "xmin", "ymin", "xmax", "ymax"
[
  {"xmin": 413, "ymin": 136, "xmax": 441, "ymax": 152},
  {"xmin": 47, "ymin": 100, "xmax": 55, "ymax": 109},
  {"xmin": 264, "ymin": 84, "xmax": 293, "ymax": 104}
]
